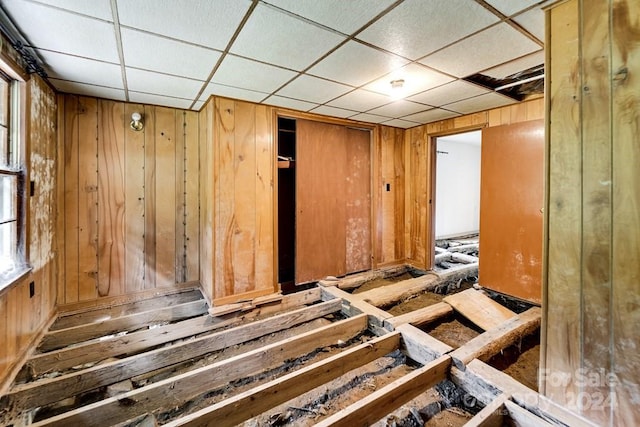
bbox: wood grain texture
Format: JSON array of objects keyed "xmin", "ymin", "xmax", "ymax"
[
  {"xmin": 199, "ymin": 100, "xmax": 214, "ymax": 302},
  {"xmin": 184, "ymin": 111, "xmax": 199, "ymax": 282},
  {"xmin": 404, "ymin": 126, "xmax": 429, "ymax": 270},
  {"xmin": 143, "ymin": 106, "xmax": 156, "ymax": 289}
]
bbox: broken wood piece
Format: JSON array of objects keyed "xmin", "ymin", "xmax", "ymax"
[
  {"xmin": 208, "ymin": 302, "xmax": 247, "ymax": 317},
  {"xmin": 32, "ymin": 315, "xmax": 368, "ymax": 427},
  {"xmin": 443, "ymin": 288, "xmax": 515, "ymax": 331},
  {"xmin": 396, "ymin": 323, "xmax": 452, "ymax": 365},
  {"xmin": 385, "ymin": 301, "xmax": 453, "ymax": 329},
  {"xmin": 464, "ymin": 393, "xmax": 510, "ymax": 427},
  {"xmin": 313, "ymin": 355, "xmax": 451, "ymax": 427},
  {"xmin": 450, "ymin": 307, "xmax": 541, "ymax": 368},
  {"xmin": 162, "ymin": 332, "xmax": 402, "ymax": 427}
]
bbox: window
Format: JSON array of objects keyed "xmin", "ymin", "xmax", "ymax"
[{"xmin": 0, "ymin": 72, "xmax": 25, "ymax": 287}]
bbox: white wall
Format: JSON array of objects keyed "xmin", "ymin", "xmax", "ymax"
[{"xmin": 435, "ymin": 131, "xmax": 481, "ymax": 239}]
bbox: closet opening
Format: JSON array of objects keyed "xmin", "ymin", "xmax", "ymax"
[{"xmin": 277, "ymin": 117, "xmax": 296, "ymax": 292}]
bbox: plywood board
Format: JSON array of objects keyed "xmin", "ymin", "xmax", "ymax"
[{"xmin": 443, "ymin": 288, "xmax": 516, "ymax": 330}]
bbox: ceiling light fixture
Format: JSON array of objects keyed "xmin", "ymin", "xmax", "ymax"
[{"xmin": 389, "ymin": 79, "xmax": 406, "ymax": 100}]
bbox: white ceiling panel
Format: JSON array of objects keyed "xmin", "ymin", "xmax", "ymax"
[
  {"xmin": 367, "ymin": 100, "xmax": 429, "ymax": 118},
  {"xmin": 402, "ymin": 108, "xmax": 461, "ymax": 124},
  {"xmin": 49, "ymin": 78, "xmax": 126, "ymax": 101},
  {"xmin": 327, "ymin": 89, "xmax": 390, "ymax": 112},
  {"xmin": 263, "ymin": 95, "xmax": 318, "ymax": 112},
  {"xmin": 482, "ymin": 50, "xmax": 544, "ymax": 80},
  {"xmin": 307, "ymin": 40, "xmax": 408, "ymax": 87},
  {"xmin": 263, "ymin": 0, "xmax": 396, "ymax": 34},
  {"xmin": 363, "ymin": 63, "xmax": 455, "ymax": 98},
  {"xmin": 357, "ymin": 0, "xmax": 499, "ymax": 60},
  {"xmin": 128, "ymin": 91, "xmax": 193, "ymax": 109},
  {"xmin": 484, "ymin": 0, "xmax": 541, "ymax": 17},
  {"xmin": 40, "ymin": 51, "xmax": 124, "ymax": 88},
  {"xmin": 420, "ymin": 23, "xmax": 541, "ymax": 77},
  {"xmin": 349, "ymin": 113, "xmax": 392, "ymax": 124},
  {"xmin": 231, "ymin": 3, "xmax": 345, "ymax": 71},
  {"xmin": 444, "ymin": 92, "xmax": 516, "ymax": 114},
  {"xmin": 212, "ymin": 55, "xmax": 298, "ymax": 93},
  {"xmin": 408, "ymin": 80, "xmax": 491, "ymax": 107},
  {"xmin": 126, "ymin": 68, "xmax": 203, "ymax": 99},
  {"xmin": 514, "ymin": 8, "xmax": 546, "ymax": 42},
  {"xmin": 198, "ymin": 82, "xmax": 268, "ymax": 104},
  {"xmin": 382, "ymin": 118, "xmax": 419, "ymax": 129},
  {"xmin": 310, "ymin": 105, "xmax": 358, "ymax": 119},
  {"xmin": 276, "ymin": 74, "xmax": 351, "ymax": 104},
  {"xmin": 116, "ymin": 0, "xmax": 251, "ymax": 50},
  {"xmin": 32, "ymin": 0, "xmax": 113, "ymax": 21},
  {"xmin": 121, "ymin": 29, "xmax": 221, "ymax": 81},
  {"xmin": 2, "ymin": 0, "xmax": 119, "ymax": 62}
]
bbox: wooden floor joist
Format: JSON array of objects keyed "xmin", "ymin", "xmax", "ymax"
[
  {"xmin": 396, "ymin": 323, "xmax": 452, "ymax": 365},
  {"xmin": 3, "ymin": 299, "xmax": 342, "ymax": 416},
  {"xmin": 32, "ymin": 314, "xmax": 369, "ymax": 427},
  {"xmin": 443, "ymin": 288, "xmax": 516, "ymax": 331},
  {"xmin": 464, "ymin": 393, "xmax": 510, "ymax": 427},
  {"xmin": 384, "ymin": 301, "xmax": 453, "ymax": 329}
]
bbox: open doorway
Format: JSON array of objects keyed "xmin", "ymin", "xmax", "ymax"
[{"xmin": 433, "ymin": 130, "xmax": 481, "ymax": 270}]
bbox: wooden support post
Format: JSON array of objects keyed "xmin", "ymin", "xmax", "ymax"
[
  {"xmin": 31, "ymin": 315, "xmax": 369, "ymax": 427},
  {"xmin": 163, "ymin": 332, "xmax": 402, "ymax": 427},
  {"xmin": 385, "ymin": 301, "xmax": 453, "ymax": 329}
]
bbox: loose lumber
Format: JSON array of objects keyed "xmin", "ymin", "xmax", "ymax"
[
  {"xmin": 464, "ymin": 393, "xmax": 510, "ymax": 427},
  {"xmin": 3, "ymin": 299, "xmax": 341, "ymax": 415},
  {"xmin": 396, "ymin": 323, "xmax": 452, "ymax": 365},
  {"xmin": 434, "ymin": 252, "xmax": 453, "ymax": 263},
  {"xmin": 163, "ymin": 332, "xmax": 403, "ymax": 427},
  {"xmin": 446, "ymin": 243, "xmax": 479, "ymax": 254},
  {"xmin": 450, "ymin": 307, "xmax": 541, "ymax": 368},
  {"xmin": 32, "ymin": 315, "xmax": 369, "ymax": 427},
  {"xmin": 320, "ymin": 265, "xmax": 407, "ymax": 290},
  {"xmin": 313, "ymin": 355, "xmax": 451, "ymax": 427},
  {"xmin": 443, "ymin": 288, "xmax": 516, "ymax": 331},
  {"xmin": 38, "ymin": 300, "xmax": 209, "ymax": 352},
  {"xmin": 385, "ymin": 301, "xmax": 453, "ymax": 329},
  {"xmin": 451, "ymin": 252, "xmax": 479, "ymax": 264}
]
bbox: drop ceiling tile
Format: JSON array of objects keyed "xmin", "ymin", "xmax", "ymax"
[
  {"xmin": 327, "ymin": 89, "xmax": 390, "ymax": 111},
  {"xmin": 402, "ymin": 108, "xmax": 460, "ymax": 124},
  {"xmin": 513, "ymin": 8, "xmax": 545, "ymax": 42},
  {"xmin": 482, "ymin": 50, "xmax": 544, "ymax": 80},
  {"xmin": 444, "ymin": 92, "xmax": 516, "ymax": 115},
  {"xmin": 121, "ymin": 28, "xmax": 221, "ymax": 81},
  {"xmin": 408, "ymin": 80, "xmax": 491, "ymax": 106},
  {"xmin": 49, "ymin": 78, "xmax": 126, "ymax": 101},
  {"xmin": 420, "ymin": 23, "xmax": 541, "ymax": 78},
  {"xmin": 484, "ymin": 0, "xmax": 541, "ymax": 17},
  {"xmin": 263, "ymin": 95, "xmax": 318, "ymax": 112},
  {"xmin": 307, "ymin": 40, "xmax": 408, "ymax": 87},
  {"xmin": 192, "ymin": 100, "xmax": 206, "ymax": 111},
  {"xmin": 263, "ymin": 0, "xmax": 396, "ymax": 34},
  {"xmin": 382, "ymin": 118, "xmax": 419, "ymax": 129},
  {"xmin": 349, "ymin": 113, "xmax": 392, "ymax": 124},
  {"xmin": 34, "ymin": 0, "xmax": 113, "ymax": 20},
  {"xmin": 126, "ymin": 68, "xmax": 203, "ymax": 99},
  {"xmin": 357, "ymin": 0, "xmax": 499, "ymax": 60},
  {"xmin": 2, "ymin": 0, "xmax": 119, "ymax": 62},
  {"xmin": 117, "ymin": 0, "xmax": 251, "ymax": 50},
  {"xmin": 276, "ymin": 75, "xmax": 351, "ymax": 104},
  {"xmin": 128, "ymin": 91, "xmax": 193, "ymax": 109},
  {"xmin": 230, "ymin": 3, "xmax": 345, "ymax": 71},
  {"xmin": 363, "ymin": 63, "xmax": 455, "ymax": 98},
  {"xmin": 367, "ymin": 100, "xmax": 429, "ymax": 118},
  {"xmin": 212, "ymin": 55, "xmax": 298, "ymax": 94},
  {"xmin": 199, "ymin": 82, "xmax": 268, "ymax": 104},
  {"xmin": 310, "ymin": 105, "xmax": 358, "ymax": 119},
  {"xmin": 40, "ymin": 51, "xmax": 124, "ymax": 88}
]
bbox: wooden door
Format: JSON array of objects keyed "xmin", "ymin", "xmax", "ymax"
[
  {"xmin": 295, "ymin": 120, "xmax": 371, "ymax": 284},
  {"xmin": 479, "ymin": 119, "xmax": 544, "ymax": 303}
]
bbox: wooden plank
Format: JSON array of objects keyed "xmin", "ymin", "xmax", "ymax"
[
  {"xmin": 27, "ymin": 289, "xmax": 320, "ymax": 378},
  {"xmin": 385, "ymin": 301, "xmax": 453, "ymax": 329},
  {"xmin": 33, "ymin": 315, "xmax": 368, "ymax": 427},
  {"xmin": 450, "ymin": 307, "xmax": 541, "ymax": 368},
  {"xmin": 354, "ymin": 273, "xmax": 439, "ymax": 307},
  {"xmin": 504, "ymin": 400, "xmax": 554, "ymax": 427},
  {"xmin": 144, "ymin": 105, "xmax": 156, "ymax": 289},
  {"xmin": 63, "ymin": 95, "xmax": 79, "ymax": 304},
  {"xmin": 464, "ymin": 393, "xmax": 509, "ymax": 427},
  {"xmin": 396, "ymin": 323, "xmax": 452, "ymax": 365},
  {"xmin": 199, "ymin": 101, "xmax": 214, "ymax": 301},
  {"xmin": 175, "ymin": 110, "xmax": 186, "ymax": 283},
  {"xmin": 123, "ymin": 103, "xmax": 146, "ymax": 293},
  {"xmin": 164, "ymin": 332, "xmax": 402, "ymax": 427},
  {"xmin": 443, "ymin": 288, "xmax": 516, "ymax": 331},
  {"xmin": 56, "ymin": 94, "xmax": 67, "ymax": 304},
  {"xmin": 5, "ymin": 299, "xmax": 342, "ymax": 412},
  {"xmin": 320, "ymin": 265, "xmax": 406, "ymax": 290},
  {"xmin": 314, "ymin": 355, "xmax": 451, "ymax": 427},
  {"xmin": 405, "ymin": 126, "xmax": 428, "ymax": 270},
  {"xmin": 184, "ymin": 110, "xmax": 200, "ymax": 282},
  {"xmin": 38, "ymin": 299, "xmax": 208, "ymax": 352},
  {"xmin": 154, "ymin": 107, "xmax": 177, "ymax": 288}
]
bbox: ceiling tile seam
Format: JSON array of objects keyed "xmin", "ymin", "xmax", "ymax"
[
  {"xmin": 48, "ymin": 77, "xmax": 124, "ymax": 92},
  {"xmin": 258, "ymin": 0, "xmax": 351, "ymax": 38},
  {"xmin": 128, "ymin": 90, "xmax": 194, "ymax": 102},
  {"xmin": 474, "ymin": 0, "xmax": 544, "ymax": 46},
  {"xmin": 110, "ymin": 0, "xmax": 129, "ymax": 102},
  {"xmin": 28, "ymin": 0, "xmax": 114, "ymax": 24},
  {"xmin": 398, "ymin": 106, "xmax": 461, "ymax": 120},
  {"xmin": 473, "ymin": 49, "xmax": 545, "ymax": 80},
  {"xmin": 440, "ymin": 92, "xmax": 512, "ymax": 113},
  {"xmin": 124, "ymin": 65, "xmax": 208, "ymax": 84},
  {"xmin": 118, "ymin": 25, "xmax": 227, "ymax": 54},
  {"xmin": 24, "ymin": 46, "xmax": 123, "ymax": 67},
  {"xmin": 189, "ymin": 0, "xmax": 260, "ymax": 109}
]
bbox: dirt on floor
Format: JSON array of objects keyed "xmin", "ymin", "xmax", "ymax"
[
  {"xmin": 351, "ymin": 272, "xmax": 416, "ymax": 294},
  {"xmin": 385, "ymin": 281, "xmax": 474, "ymax": 316},
  {"xmin": 420, "ymin": 315, "xmax": 483, "ymax": 349},
  {"xmin": 488, "ymin": 332, "xmax": 540, "ymax": 391}
]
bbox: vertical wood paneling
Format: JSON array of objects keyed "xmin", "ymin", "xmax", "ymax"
[
  {"xmin": 63, "ymin": 95, "xmax": 80, "ymax": 303},
  {"xmin": 97, "ymin": 100, "xmax": 125, "ymax": 298},
  {"xmin": 123, "ymin": 103, "xmax": 146, "ymax": 293},
  {"xmin": 143, "ymin": 107, "xmax": 156, "ymax": 289},
  {"xmin": 255, "ymin": 104, "xmax": 274, "ymax": 290},
  {"xmin": 184, "ymin": 111, "xmax": 200, "ymax": 282},
  {"xmin": 175, "ymin": 111, "xmax": 186, "ymax": 283},
  {"xmin": 199, "ymin": 101, "xmax": 213, "ymax": 302},
  {"xmin": 405, "ymin": 126, "xmax": 428, "ymax": 270}
]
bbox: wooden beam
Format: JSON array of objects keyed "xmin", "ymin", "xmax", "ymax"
[
  {"xmin": 385, "ymin": 301, "xmax": 453, "ymax": 329},
  {"xmin": 32, "ymin": 314, "xmax": 368, "ymax": 427},
  {"xmin": 3, "ymin": 299, "xmax": 342, "ymax": 414},
  {"xmin": 446, "ymin": 243, "xmax": 478, "ymax": 254},
  {"xmin": 443, "ymin": 288, "xmax": 516, "ymax": 331},
  {"xmin": 163, "ymin": 332, "xmax": 402, "ymax": 427},
  {"xmin": 450, "ymin": 307, "xmax": 540, "ymax": 368},
  {"xmin": 320, "ymin": 265, "xmax": 407, "ymax": 290},
  {"xmin": 451, "ymin": 252, "xmax": 479, "ymax": 264},
  {"xmin": 396, "ymin": 323, "xmax": 452, "ymax": 365},
  {"xmin": 313, "ymin": 355, "xmax": 451, "ymax": 427},
  {"xmin": 354, "ymin": 273, "xmax": 439, "ymax": 307},
  {"xmin": 38, "ymin": 300, "xmax": 208, "ymax": 352},
  {"xmin": 504, "ymin": 400, "xmax": 554, "ymax": 427},
  {"xmin": 464, "ymin": 393, "xmax": 510, "ymax": 427}
]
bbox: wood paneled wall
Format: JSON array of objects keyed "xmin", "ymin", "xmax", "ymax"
[
  {"xmin": 57, "ymin": 95, "xmax": 199, "ymax": 305},
  {"xmin": 543, "ymin": 0, "xmax": 640, "ymax": 425},
  {"xmin": 1, "ymin": 75, "xmax": 58, "ymax": 392}
]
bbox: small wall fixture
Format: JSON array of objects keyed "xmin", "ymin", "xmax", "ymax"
[{"xmin": 130, "ymin": 112, "xmax": 144, "ymax": 131}]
